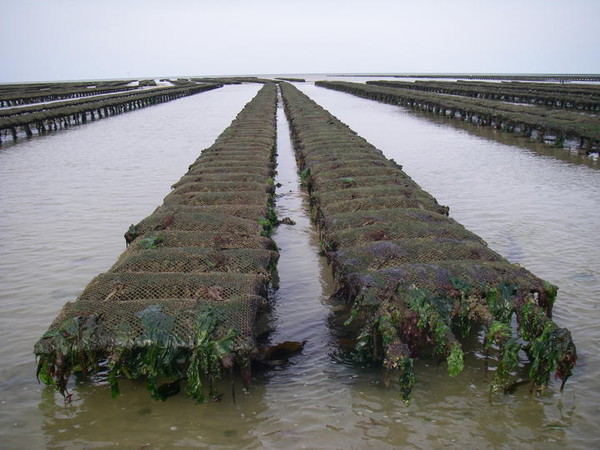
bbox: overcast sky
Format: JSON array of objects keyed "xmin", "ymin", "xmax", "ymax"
[{"xmin": 2, "ymin": 0, "xmax": 599, "ymax": 83}]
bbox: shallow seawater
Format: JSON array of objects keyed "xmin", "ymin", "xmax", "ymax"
[{"xmin": 1, "ymin": 81, "xmax": 599, "ymax": 448}]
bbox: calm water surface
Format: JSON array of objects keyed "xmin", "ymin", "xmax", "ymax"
[{"xmin": 1, "ymin": 81, "xmax": 599, "ymax": 448}]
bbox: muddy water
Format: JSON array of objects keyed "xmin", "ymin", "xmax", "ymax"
[
  {"xmin": 1, "ymin": 82, "xmax": 599, "ymax": 448},
  {"xmin": 251, "ymin": 92, "xmax": 358, "ymax": 447}
]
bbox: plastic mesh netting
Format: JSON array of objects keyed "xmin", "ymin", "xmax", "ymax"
[
  {"xmin": 318, "ymin": 196, "xmax": 449, "ymax": 218},
  {"xmin": 110, "ymin": 247, "xmax": 278, "ymax": 276},
  {"xmin": 125, "ymin": 209, "xmax": 262, "ymax": 241},
  {"xmin": 172, "ymin": 172, "xmax": 269, "ymax": 188},
  {"xmin": 162, "ymin": 190, "xmax": 269, "ymax": 207},
  {"xmin": 170, "ymin": 181, "xmax": 274, "ymax": 195},
  {"xmin": 311, "ymin": 174, "xmax": 415, "ymax": 192},
  {"xmin": 321, "ymin": 208, "xmax": 484, "ymax": 251},
  {"xmin": 38, "ymin": 296, "xmax": 264, "ymax": 355},
  {"xmin": 73, "ymin": 272, "xmax": 269, "ymax": 303},
  {"xmin": 125, "ymin": 230, "xmax": 277, "ymax": 252},
  {"xmin": 329, "ymin": 239, "xmax": 503, "ymax": 276}
]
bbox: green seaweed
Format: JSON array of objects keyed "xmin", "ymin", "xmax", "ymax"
[
  {"xmin": 299, "ymin": 168, "xmax": 310, "ymax": 184},
  {"xmin": 484, "ymin": 321, "xmax": 521, "ymax": 393},
  {"xmin": 527, "ymin": 321, "xmax": 575, "ymax": 390},
  {"xmin": 107, "ymin": 304, "xmax": 182, "ymax": 401},
  {"xmin": 395, "ymin": 357, "xmax": 416, "ymax": 403},
  {"xmin": 125, "ymin": 224, "xmax": 139, "ymax": 245},
  {"xmin": 554, "ymin": 135, "xmax": 565, "ymax": 148},
  {"xmin": 35, "ymin": 315, "xmax": 100, "ymax": 398},
  {"xmin": 186, "ymin": 306, "xmax": 237, "ymax": 403},
  {"xmin": 354, "ymin": 302, "xmax": 415, "ymax": 403},
  {"xmin": 542, "ymin": 280, "xmax": 558, "ymax": 314},
  {"xmin": 138, "ymin": 236, "xmax": 164, "ymax": 249},
  {"xmin": 258, "ymin": 208, "xmax": 278, "ymax": 237},
  {"xmin": 402, "ymin": 288, "xmax": 454, "ymax": 357},
  {"xmin": 107, "ymin": 305, "xmax": 238, "ymax": 402},
  {"xmin": 485, "ymin": 284, "xmax": 515, "ymax": 323},
  {"xmin": 343, "ymin": 306, "xmax": 359, "ymax": 326},
  {"xmin": 447, "ymin": 343, "xmax": 465, "ymax": 377},
  {"xmin": 517, "ymin": 302, "xmax": 577, "ymax": 391}
]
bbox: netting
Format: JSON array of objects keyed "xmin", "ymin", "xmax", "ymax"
[
  {"xmin": 170, "ymin": 181, "xmax": 274, "ymax": 195},
  {"xmin": 305, "ymin": 158, "xmax": 398, "ymax": 176},
  {"xmin": 303, "ymin": 151, "xmax": 389, "ymax": 166},
  {"xmin": 190, "ymin": 151, "xmax": 274, "ymax": 165},
  {"xmin": 38, "ymin": 296, "xmax": 264, "ymax": 354},
  {"xmin": 125, "ymin": 231, "xmax": 277, "ymax": 252},
  {"xmin": 314, "ymin": 184, "xmax": 438, "ymax": 206},
  {"xmin": 152, "ymin": 204, "xmax": 271, "ymax": 223},
  {"xmin": 35, "ymin": 83, "xmax": 280, "ymax": 402},
  {"xmin": 321, "ymin": 209, "xmax": 484, "ymax": 251},
  {"xmin": 335, "ymin": 261, "xmax": 550, "ymax": 308},
  {"xmin": 162, "ymin": 190, "xmax": 269, "ymax": 207},
  {"xmin": 110, "ymin": 247, "xmax": 278, "ymax": 276},
  {"xmin": 172, "ymin": 173, "xmax": 269, "ymax": 188},
  {"xmin": 318, "ymin": 196, "xmax": 449, "ymax": 218},
  {"xmin": 190, "ymin": 152, "xmax": 274, "ymax": 164},
  {"xmin": 310, "ymin": 174, "xmax": 415, "ymax": 192},
  {"xmin": 307, "ymin": 165, "xmax": 403, "ymax": 181},
  {"xmin": 329, "ymin": 239, "xmax": 503, "ymax": 276},
  {"xmin": 185, "ymin": 163, "xmax": 274, "ymax": 177},
  {"xmin": 125, "ymin": 210, "xmax": 262, "ymax": 243},
  {"xmin": 280, "ymin": 81, "xmax": 576, "ymax": 402},
  {"xmin": 322, "ymin": 208, "xmax": 458, "ymax": 231},
  {"xmin": 74, "ymin": 272, "xmax": 269, "ymax": 303}
]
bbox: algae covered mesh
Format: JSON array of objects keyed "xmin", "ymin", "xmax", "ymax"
[
  {"xmin": 279, "ymin": 82, "xmax": 576, "ymax": 401},
  {"xmin": 34, "ymin": 83, "xmax": 279, "ymax": 402}
]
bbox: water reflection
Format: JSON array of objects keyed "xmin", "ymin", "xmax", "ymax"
[
  {"xmin": 39, "ymin": 379, "xmax": 268, "ymax": 448},
  {"xmin": 406, "ymin": 108, "xmax": 600, "ymax": 169}
]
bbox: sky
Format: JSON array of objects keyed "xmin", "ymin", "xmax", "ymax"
[{"xmin": 2, "ymin": 0, "xmax": 599, "ymax": 83}]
